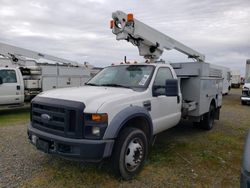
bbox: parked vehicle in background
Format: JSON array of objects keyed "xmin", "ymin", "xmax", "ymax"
[
  {"xmin": 210, "ymin": 64, "xmax": 231, "ymax": 95},
  {"xmin": 0, "ymin": 42, "xmax": 91, "ymax": 108},
  {"xmin": 241, "ymin": 77, "xmax": 245, "ymax": 85},
  {"xmin": 90, "ymin": 67, "xmax": 103, "ymax": 77},
  {"xmin": 241, "ymin": 59, "xmax": 250, "ymax": 105},
  {"xmin": 231, "ymin": 70, "xmax": 241, "ymax": 88}
]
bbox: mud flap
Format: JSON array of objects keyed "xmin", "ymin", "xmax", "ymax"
[{"xmin": 215, "ymin": 107, "xmax": 220, "ymax": 120}]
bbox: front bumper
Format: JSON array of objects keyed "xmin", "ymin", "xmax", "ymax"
[
  {"xmin": 241, "ymin": 97, "xmax": 250, "ymax": 102},
  {"xmin": 28, "ymin": 124, "xmax": 114, "ymax": 162},
  {"xmin": 241, "ymin": 88, "xmax": 250, "ymax": 102}
]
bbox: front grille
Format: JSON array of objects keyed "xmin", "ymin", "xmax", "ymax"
[
  {"xmin": 242, "ymin": 90, "xmax": 250, "ymax": 97},
  {"xmin": 31, "ymin": 97, "xmax": 85, "ymax": 138}
]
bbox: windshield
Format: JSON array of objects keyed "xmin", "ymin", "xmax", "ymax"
[{"xmin": 86, "ymin": 65, "xmax": 154, "ymax": 88}]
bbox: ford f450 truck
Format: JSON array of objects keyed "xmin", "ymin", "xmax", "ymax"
[{"xmin": 28, "ymin": 11, "xmax": 223, "ymax": 179}]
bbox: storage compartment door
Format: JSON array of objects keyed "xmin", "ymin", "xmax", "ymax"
[{"xmin": 42, "ymin": 77, "xmax": 57, "ymax": 91}]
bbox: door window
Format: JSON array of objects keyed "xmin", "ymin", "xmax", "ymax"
[
  {"xmin": 153, "ymin": 68, "xmax": 173, "ymax": 95},
  {"xmin": 0, "ymin": 70, "xmax": 17, "ymax": 83}
]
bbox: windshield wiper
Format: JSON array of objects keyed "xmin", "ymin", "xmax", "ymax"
[
  {"xmin": 100, "ymin": 83, "xmax": 130, "ymax": 89},
  {"xmin": 85, "ymin": 83, "xmax": 99, "ymax": 86}
]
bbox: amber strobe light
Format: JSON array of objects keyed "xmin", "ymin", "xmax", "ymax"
[
  {"xmin": 91, "ymin": 114, "xmax": 108, "ymax": 122},
  {"xmin": 110, "ymin": 20, "xmax": 114, "ymax": 29},
  {"xmin": 127, "ymin": 13, "xmax": 134, "ymax": 22}
]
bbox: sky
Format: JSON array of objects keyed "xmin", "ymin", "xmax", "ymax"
[{"xmin": 0, "ymin": 0, "xmax": 250, "ymax": 75}]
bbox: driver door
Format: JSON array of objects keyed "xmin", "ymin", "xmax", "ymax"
[
  {"xmin": 150, "ymin": 67, "xmax": 181, "ymax": 134},
  {"xmin": 0, "ymin": 69, "xmax": 22, "ymax": 105}
]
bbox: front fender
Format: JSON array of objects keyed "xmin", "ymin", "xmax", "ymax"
[{"xmin": 103, "ymin": 106, "xmax": 153, "ymax": 140}]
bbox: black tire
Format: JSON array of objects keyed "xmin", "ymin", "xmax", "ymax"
[
  {"xmin": 112, "ymin": 127, "xmax": 148, "ymax": 180},
  {"xmin": 193, "ymin": 122, "xmax": 201, "ymax": 127},
  {"xmin": 242, "ymin": 101, "xmax": 247, "ymax": 105},
  {"xmin": 201, "ymin": 104, "xmax": 215, "ymax": 130}
]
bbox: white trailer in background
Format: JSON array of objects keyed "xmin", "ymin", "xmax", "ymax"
[
  {"xmin": 245, "ymin": 60, "xmax": 250, "ymax": 83},
  {"xmin": 210, "ymin": 64, "xmax": 231, "ymax": 95},
  {"xmin": 0, "ymin": 42, "xmax": 91, "ymax": 107},
  {"xmin": 231, "ymin": 70, "xmax": 241, "ymax": 88},
  {"xmin": 241, "ymin": 59, "xmax": 250, "ymax": 105}
]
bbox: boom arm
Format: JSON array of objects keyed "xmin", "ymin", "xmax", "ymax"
[
  {"xmin": 0, "ymin": 42, "xmax": 79, "ymax": 66},
  {"xmin": 111, "ymin": 11, "xmax": 205, "ymax": 62}
]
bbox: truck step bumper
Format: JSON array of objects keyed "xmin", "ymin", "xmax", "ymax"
[{"xmin": 28, "ymin": 124, "xmax": 114, "ymax": 162}]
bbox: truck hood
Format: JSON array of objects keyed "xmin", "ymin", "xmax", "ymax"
[{"xmin": 37, "ymin": 86, "xmax": 138, "ymax": 112}]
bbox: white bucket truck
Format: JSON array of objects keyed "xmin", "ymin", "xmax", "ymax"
[
  {"xmin": 0, "ymin": 43, "xmax": 91, "ymax": 108},
  {"xmin": 28, "ymin": 11, "xmax": 223, "ymax": 179},
  {"xmin": 241, "ymin": 59, "xmax": 250, "ymax": 105}
]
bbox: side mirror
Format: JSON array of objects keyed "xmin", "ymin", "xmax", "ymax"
[
  {"xmin": 152, "ymin": 79, "xmax": 179, "ymax": 97},
  {"xmin": 152, "ymin": 85, "xmax": 165, "ymax": 97},
  {"xmin": 165, "ymin": 79, "xmax": 178, "ymax": 96},
  {"xmin": 0, "ymin": 77, "xmax": 3, "ymax": 85}
]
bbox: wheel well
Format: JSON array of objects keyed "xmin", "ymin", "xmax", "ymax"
[{"xmin": 120, "ymin": 116, "xmax": 151, "ymax": 141}]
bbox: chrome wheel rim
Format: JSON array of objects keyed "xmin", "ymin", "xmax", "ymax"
[{"xmin": 124, "ymin": 138, "xmax": 144, "ymax": 172}]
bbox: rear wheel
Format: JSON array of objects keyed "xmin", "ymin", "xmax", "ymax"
[
  {"xmin": 201, "ymin": 104, "xmax": 215, "ymax": 130},
  {"xmin": 112, "ymin": 127, "xmax": 148, "ymax": 180}
]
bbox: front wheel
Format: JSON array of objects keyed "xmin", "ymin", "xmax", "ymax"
[{"xmin": 112, "ymin": 127, "xmax": 148, "ymax": 180}]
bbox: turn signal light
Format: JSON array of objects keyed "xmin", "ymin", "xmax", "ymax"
[
  {"xmin": 91, "ymin": 114, "xmax": 108, "ymax": 122},
  {"xmin": 127, "ymin": 13, "xmax": 134, "ymax": 22}
]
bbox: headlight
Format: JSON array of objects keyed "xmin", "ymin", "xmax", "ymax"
[
  {"xmin": 92, "ymin": 127, "xmax": 101, "ymax": 136},
  {"xmin": 84, "ymin": 113, "xmax": 108, "ymax": 139}
]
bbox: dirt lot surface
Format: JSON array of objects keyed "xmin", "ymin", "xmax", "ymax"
[{"xmin": 0, "ymin": 88, "xmax": 249, "ymax": 188}]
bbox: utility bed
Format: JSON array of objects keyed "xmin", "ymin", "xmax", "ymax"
[{"xmin": 171, "ymin": 62, "xmax": 223, "ymax": 118}]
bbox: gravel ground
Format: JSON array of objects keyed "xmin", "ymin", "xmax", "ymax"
[
  {"xmin": 0, "ymin": 88, "xmax": 249, "ymax": 187},
  {"xmin": 0, "ymin": 124, "xmax": 49, "ymax": 188}
]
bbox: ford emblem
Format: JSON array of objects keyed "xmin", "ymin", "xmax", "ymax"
[{"xmin": 41, "ymin": 114, "xmax": 51, "ymax": 121}]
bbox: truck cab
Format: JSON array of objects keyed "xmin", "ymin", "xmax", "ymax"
[
  {"xmin": 0, "ymin": 67, "xmax": 24, "ymax": 105},
  {"xmin": 28, "ymin": 63, "xmax": 182, "ymax": 177}
]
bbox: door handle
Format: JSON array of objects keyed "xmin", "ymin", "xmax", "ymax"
[
  {"xmin": 16, "ymin": 85, "xmax": 20, "ymax": 90},
  {"xmin": 143, "ymin": 100, "xmax": 151, "ymax": 111},
  {"xmin": 177, "ymin": 95, "xmax": 180, "ymax": 103}
]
